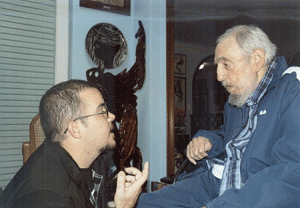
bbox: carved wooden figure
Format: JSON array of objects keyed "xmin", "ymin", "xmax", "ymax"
[{"xmin": 86, "ymin": 21, "xmax": 146, "ymax": 173}]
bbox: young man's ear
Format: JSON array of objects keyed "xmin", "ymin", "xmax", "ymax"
[
  {"xmin": 251, "ymin": 48, "xmax": 266, "ymax": 72},
  {"xmin": 66, "ymin": 121, "xmax": 81, "ymax": 139}
]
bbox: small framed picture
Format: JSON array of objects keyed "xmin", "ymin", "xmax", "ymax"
[
  {"xmin": 80, "ymin": 0, "xmax": 131, "ymax": 16},
  {"xmin": 174, "ymin": 76, "xmax": 186, "ymax": 112},
  {"xmin": 174, "ymin": 53, "xmax": 187, "ymax": 75}
]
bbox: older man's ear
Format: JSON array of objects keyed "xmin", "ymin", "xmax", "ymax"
[{"xmin": 251, "ymin": 48, "xmax": 266, "ymax": 73}]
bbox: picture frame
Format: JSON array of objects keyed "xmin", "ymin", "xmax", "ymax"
[
  {"xmin": 80, "ymin": 0, "xmax": 131, "ymax": 16},
  {"xmin": 174, "ymin": 76, "xmax": 186, "ymax": 112},
  {"xmin": 174, "ymin": 53, "xmax": 187, "ymax": 75}
]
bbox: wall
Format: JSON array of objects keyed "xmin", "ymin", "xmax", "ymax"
[
  {"xmin": 174, "ymin": 41, "xmax": 214, "ymax": 137},
  {"xmin": 68, "ymin": 0, "xmax": 167, "ymax": 187},
  {"xmin": 55, "ymin": 0, "xmax": 69, "ymax": 84}
]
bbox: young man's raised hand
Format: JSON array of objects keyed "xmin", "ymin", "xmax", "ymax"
[{"xmin": 114, "ymin": 162, "xmax": 149, "ymax": 208}]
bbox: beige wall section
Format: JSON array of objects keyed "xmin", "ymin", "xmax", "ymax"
[{"xmin": 55, "ymin": 0, "xmax": 69, "ymax": 84}]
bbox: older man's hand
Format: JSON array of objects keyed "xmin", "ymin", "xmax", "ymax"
[
  {"xmin": 186, "ymin": 136, "xmax": 212, "ymax": 165},
  {"xmin": 114, "ymin": 162, "xmax": 149, "ymax": 208}
]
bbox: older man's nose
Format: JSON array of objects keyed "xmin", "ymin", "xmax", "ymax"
[{"xmin": 216, "ymin": 66, "xmax": 224, "ymax": 82}]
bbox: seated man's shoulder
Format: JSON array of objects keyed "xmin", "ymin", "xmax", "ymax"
[
  {"xmin": 2, "ymin": 146, "xmax": 77, "ymax": 207},
  {"xmin": 3, "ymin": 189, "xmax": 75, "ymax": 208}
]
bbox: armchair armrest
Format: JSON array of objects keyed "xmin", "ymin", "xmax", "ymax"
[{"xmin": 22, "ymin": 142, "xmax": 31, "ymax": 164}]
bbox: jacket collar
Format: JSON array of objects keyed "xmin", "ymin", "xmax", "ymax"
[
  {"xmin": 267, "ymin": 56, "xmax": 288, "ymax": 91},
  {"xmin": 44, "ymin": 139, "xmax": 84, "ymax": 188}
]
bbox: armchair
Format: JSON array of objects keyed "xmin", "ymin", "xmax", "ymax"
[{"xmin": 22, "ymin": 114, "xmax": 45, "ymax": 163}]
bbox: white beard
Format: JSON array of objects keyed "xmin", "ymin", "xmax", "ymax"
[{"xmin": 223, "ymin": 76, "xmax": 258, "ymax": 108}]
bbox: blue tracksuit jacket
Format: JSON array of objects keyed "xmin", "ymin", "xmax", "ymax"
[
  {"xmin": 199, "ymin": 57, "xmax": 300, "ymax": 207},
  {"xmin": 138, "ymin": 57, "xmax": 300, "ymax": 208}
]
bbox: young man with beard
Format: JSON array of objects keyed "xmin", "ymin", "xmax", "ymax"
[
  {"xmin": 137, "ymin": 25, "xmax": 300, "ymax": 207},
  {"xmin": 0, "ymin": 80, "xmax": 148, "ymax": 208}
]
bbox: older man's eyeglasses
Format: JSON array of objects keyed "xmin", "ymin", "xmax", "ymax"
[{"xmin": 64, "ymin": 103, "xmax": 108, "ymax": 134}]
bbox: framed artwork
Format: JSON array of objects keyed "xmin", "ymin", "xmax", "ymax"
[
  {"xmin": 174, "ymin": 53, "xmax": 187, "ymax": 75},
  {"xmin": 174, "ymin": 76, "xmax": 186, "ymax": 112},
  {"xmin": 80, "ymin": 0, "xmax": 131, "ymax": 16}
]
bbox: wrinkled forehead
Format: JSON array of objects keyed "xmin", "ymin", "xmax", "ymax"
[{"xmin": 215, "ymin": 37, "xmax": 243, "ymax": 63}]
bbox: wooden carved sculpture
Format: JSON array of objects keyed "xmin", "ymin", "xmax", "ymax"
[{"xmin": 86, "ymin": 21, "xmax": 146, "ymax": 173}]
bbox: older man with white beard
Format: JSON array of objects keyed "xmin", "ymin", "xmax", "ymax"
[{"xmin": 137, "ymin": 25, "xmax": 300, "ymax": 208}]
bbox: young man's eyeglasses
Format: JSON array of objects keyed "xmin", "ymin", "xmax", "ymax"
[{"xmin": 64, "ymin": 103, "xmax": 108, "ymax": 134}]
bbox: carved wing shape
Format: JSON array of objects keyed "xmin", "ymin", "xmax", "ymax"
[
  {"xmin": 118, "ymin": 104, "xmax": 137, "ymax": 166},
  {"xmin": 115, "ymin": 20, "xmax": 145, "ymax": 93}
]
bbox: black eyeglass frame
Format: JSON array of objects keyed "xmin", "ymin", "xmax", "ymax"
[{"xmin": 64, "ymin": 103, "xmax": 108, "ymax": 134}]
